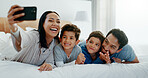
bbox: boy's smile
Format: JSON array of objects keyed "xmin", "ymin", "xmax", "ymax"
[
  {"xmin": 61, "ymin": 31, "xmax": 77, "ymax": 51},
  {"xmin": 86, "ymin": 37, "xmax": 101, "ymax": 54}
]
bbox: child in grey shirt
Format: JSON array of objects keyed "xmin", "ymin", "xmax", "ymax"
[{"xmin": 54, "ymin": 24, "xmax": 86, "ymax": 67}]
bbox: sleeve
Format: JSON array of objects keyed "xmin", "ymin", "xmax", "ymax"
[
  {"xmin": 18, "ymin": 26, "xmax": 37, "ymax": 49},
  {"xmin": 54, "ymin": 45, "xmax": 64, "ymax": 67},
  {"xmin": 45, "ymin": 50, "xmax": 55, "ymax": 68},
  {"xmin": 93, "ymin": 57, "xmax": 105, "ymax": 64},
  {"xmin": 117, "ymin": 44, "xmax": 136, "ymax": 62}
]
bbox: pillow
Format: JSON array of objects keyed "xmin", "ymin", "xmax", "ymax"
[{"xmin": 0, "ymin": 32, "xmax": 17, "ymax": 60}]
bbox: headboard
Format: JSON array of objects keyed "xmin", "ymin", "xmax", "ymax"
[{"xmin": 0, "ymin": 17, "xmax": 71, "ymax": 33}]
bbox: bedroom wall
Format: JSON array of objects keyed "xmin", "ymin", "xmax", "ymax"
[
  {"xmin": 0, "ymin": 0, "xmax": 91, "ymax": 21},
  {"xmin": 115, "ymin": 0, "xmax": 148, "ymax": 55},
  {"xmin": 0, "ymin": 0, "xmax": 92, "ymax": 40}
]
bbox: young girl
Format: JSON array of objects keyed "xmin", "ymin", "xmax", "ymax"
[
  {"xmin": 7, "ymin": 5, "xmax": 60, "ymax": 71},
  {"xmin": 79, "ymin": 31, "xmax": 105, "ymax": 64}
]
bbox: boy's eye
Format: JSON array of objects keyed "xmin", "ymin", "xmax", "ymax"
[
  {"xmin": 70, "ymin": 37, "xmax": 73, "ymax": 39},
  {"xmin": 57, "ymin": 20, "xmax": 60, "ymax": 23},
  {"xmin": 89, "ymin": 41, "xmax": 93, "ymax": 43},
  {"xmin": 96, "ymin": 44, "xmax": 99, "ymax": 46},
  {"xmin": 63, "ymin": 36, "xmax": 66, "ymax": 38}
]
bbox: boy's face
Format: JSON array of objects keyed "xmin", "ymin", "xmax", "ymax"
[
  {"xmin": 61, "ymin": 31, "xmax": 77, "ymax": 51},
  {"xmin": 86, "ymin": 37, "xmax": 101, "ymax": 54},
  {"xmin": 101, "ymin": 33, "xmax": 120, "ymax": 55}
]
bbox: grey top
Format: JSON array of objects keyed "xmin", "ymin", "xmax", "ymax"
[
  {"xmin": 11, "ymin": 25, "xmax": 58, "ymax": 68},
  {"xmin": 54, "ymin": 43, "xmax": 82, "ymax": 67}
]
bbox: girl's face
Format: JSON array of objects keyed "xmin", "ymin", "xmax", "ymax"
[
  {"xmin": 43, "ymin": 13, "xmax": 60, "ymax": 38},
  {"xmin": 86, "ymin": 37, "xmax": 101, "ymax": 54}
]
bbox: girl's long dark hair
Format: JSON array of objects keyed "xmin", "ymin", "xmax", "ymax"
[{"xmin": 38, "ymin": 11, "xmax": 60, "ymax": 48}]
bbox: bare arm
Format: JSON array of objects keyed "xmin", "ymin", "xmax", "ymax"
[
  {"xmin": 113, "ymin": 56, "xmax": 139, "ymax": 64},
  {"xmin": 7, "ymin": 5, "xmax": 24, "ymax": 51}
]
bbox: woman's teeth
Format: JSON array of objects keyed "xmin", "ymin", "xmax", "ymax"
[{"xmin": 50, "ymin": 28, "xmax": 57, "ymax": 31}]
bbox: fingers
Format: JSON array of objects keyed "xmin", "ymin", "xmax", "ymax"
[
  {"xmin": 8, "ymin": 5, "xmax": 20, "ymax": 13},
  {"xmin": 8, "ymin": 5, "xmax": 24, "ymax": 17},
  {"xmin": 38, "ymin": 63, "xmax": 52, "ymax": 71},
  {"xmin": 7, "ymin": 5, "xmax": 24, "ymax": 25},
  {"xmin": 76, "ymin": 53, "xmax": 85, "ymax": 64}
]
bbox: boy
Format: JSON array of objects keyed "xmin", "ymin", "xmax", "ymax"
[
  {"xmin": 80, "ymin": 31, "xmax": 105, "ymax": 64},
  {"xmin": 54, "ymin": 24, "xmax": 85, "ymax": 67}
]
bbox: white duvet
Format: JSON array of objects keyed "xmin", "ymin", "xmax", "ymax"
[{"xmin": 0, "ymin": 60, "xmax": 148, "ymax": 78}]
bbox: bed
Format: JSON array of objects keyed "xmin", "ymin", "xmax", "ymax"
[{"xmin": 0, "ymin": 17, "xmax": 148, "ymax": 78}]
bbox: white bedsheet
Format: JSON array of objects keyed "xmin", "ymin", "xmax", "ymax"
[
  {"xmin": 0, "ymin": 60, "xmax": 148, "ymax": 78},
  {"xmin": 0, "ymin": 32, "xmax": 148, "ymax": 78}
]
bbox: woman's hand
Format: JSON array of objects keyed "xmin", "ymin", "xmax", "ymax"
[
  {"xmin": 75, "ymin": 53, "xmax": 86, "ymax": 64},
  {"xmin": 38, "ymin": 63, "xmax": 52, "ymax": 71},
  {"xmin": 7, "ymin": 5, "xmax": 24, "ymax": 32}
]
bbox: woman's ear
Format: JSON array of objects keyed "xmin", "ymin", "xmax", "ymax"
[{"xmin": 76, "ymin": 40, "xmax": 80, "ymax": 45}]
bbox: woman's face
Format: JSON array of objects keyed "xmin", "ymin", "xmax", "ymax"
[{"xmin": 43, "ymin": 13, "xmax": 60, "ymax": 38}]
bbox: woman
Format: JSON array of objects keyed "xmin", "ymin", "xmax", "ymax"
[{"xmin": 7, "ymin": 5, "xmax": 61, "ymax": 71}]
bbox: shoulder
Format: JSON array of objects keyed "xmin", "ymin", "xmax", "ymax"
[
  {"xmin": 26, "ymin": 30, "xmax": 39, "ymax": 38},
  {"xmin": 78, "ymin": 41, "xmax": 86, "ymax": 47},
  {"xmin": 54, "ymin": 43, "xmax": 62, "ymax": 49},
  {"xmin": 121, "ymin": 44, "xmax": 134, "ymax": 52},
  {"xmin": 74, "ymin": 45, "xmax": 82, "ymax": 51}
]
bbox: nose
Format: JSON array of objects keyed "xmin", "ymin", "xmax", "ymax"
[
  {"xmin": 104, "ymin": 45, "xmax": 110, "ymax": 51},
  {"xmin": 90, "ymin": 43, "xmax": 95, "ymax": 48},
  {"xmin": 65, "ymin": 38, "xmax": 70, "ymax": 42},
  {"xmin": 52, "ymin": 22, "xmax": 59, "ymax": 26}
]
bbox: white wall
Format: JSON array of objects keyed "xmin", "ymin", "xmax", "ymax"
[
  {"xmin": 115, "ymin": 0, "xmax": 148, "ymax": 55},
  {"xmin": 0, "ymin": 0, "xmax": 92, "ymax": 40},
  {"xmin": 0, "ymin": 0, "xmax": 91, "ymax": 21}
]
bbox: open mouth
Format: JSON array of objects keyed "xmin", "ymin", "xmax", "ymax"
[
  {"xmin": 64, "ymin": 43, "xmax": 70, "ymax": 46},
  {"xmin": 50, "ymin": 28, "xmax": 58, "ymax": 31}
]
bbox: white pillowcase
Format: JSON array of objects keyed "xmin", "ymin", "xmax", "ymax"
[{"xmin": 0, "ymin": 32, "xmax": 17, "ymax": 60}]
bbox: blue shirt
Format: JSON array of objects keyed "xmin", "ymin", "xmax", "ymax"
[
  {"xmin": 79, "ymin": 41, "xmax": 136, "ymax": 63},
  {"xmin": 110, "ymin": 44, "xmax": 136, "ymax": 62},
  {"xmin": 81, "ymin": 45, "xmax": 104, "ymax": 64}
]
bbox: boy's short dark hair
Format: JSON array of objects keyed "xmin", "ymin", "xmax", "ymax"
[
  {"xmin": 87, "ymin": 31, "xmax": 105, "ymax": 44},
  {"xmin": 60, "ymin": 24, "xmax": 81, "ymax": 41},
  {"xmin": 106, "ymin": 28, "xmax": 128, "ymax": 50}
]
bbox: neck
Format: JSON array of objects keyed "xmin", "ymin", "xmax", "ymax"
[
  {"xmin": 90, "ymin": 53, "xmax": 96, "ymax": 60},
  {"xmin": 64, "ymin": 48, "xmax": 73, "ymax": 57},
  {"xmin": 46, "ymin": 35, "xmax": 54, "ymax": 46}
]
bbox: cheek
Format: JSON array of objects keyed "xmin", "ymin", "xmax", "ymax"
[
  {"xmin": 95, "ymin": 46, "xmax": 100, "ymax": 51},
  {"xmin": 109, "ymin": 50, "xmax": 116, "ymax": 54}
]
